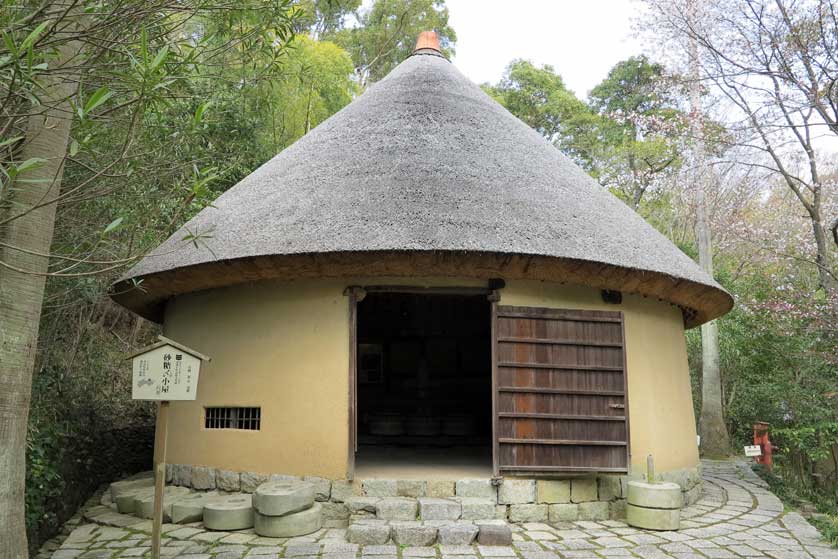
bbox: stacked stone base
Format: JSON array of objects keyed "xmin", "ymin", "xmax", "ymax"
[
  {"xmin": 135, "ymin": 463, "xmax": 705, "ymax": 526},
  {"xmin": 253, "ymin": 480, "xmax": 323, "ymax": 537}
]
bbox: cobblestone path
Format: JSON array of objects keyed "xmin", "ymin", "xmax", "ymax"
[{"xmin": 45, "ymin": 462, "xmax": 835, "ymax": 559}]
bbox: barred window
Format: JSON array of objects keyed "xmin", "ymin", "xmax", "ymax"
[{"xmin": 205, "ymin": 407, "xmax": 261, "ymax": 430}]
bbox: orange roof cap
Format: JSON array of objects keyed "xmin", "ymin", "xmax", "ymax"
[{"xmin": 413, "ymin": 30, "xmax": 441, "ymax": 53}]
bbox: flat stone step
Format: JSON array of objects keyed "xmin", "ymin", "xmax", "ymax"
[
  {"xmin": 115, "ymin": 486, "xmax": 155, "ymax": 514},
  {"xmin": 133, "ymin": 486, "xmax": 192, "ymax": 521},
  {"xmin": 170, "ymin": 491, "xmax": 225, "ymax": 524},
  {"xmin": 363, "ymin": 496, "xmax": 499, "ymax": 522},
  {"xmin": 346, "ymin": 518, "xmax": 511, "ymax": 546},
  {"xmin": 109, "ymin": 476, "xmax": 154, "ymax": 501}
]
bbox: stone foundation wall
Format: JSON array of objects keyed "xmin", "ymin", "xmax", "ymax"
[{"xmin": 164, "ymin": 463, "xmax": 703, "ymax": 525}]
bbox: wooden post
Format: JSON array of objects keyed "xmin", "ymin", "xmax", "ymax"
[
  {"xmin": 151, "ymin": 401, "xmax": 170, "ymax": 559},
  {"xmin": 344, "ymin": 286, "xmax": 365, "ymax": 480},
  {"xmin": 488, "ymin": 290, "xmax": 500, "ymax": 478},
  {"xmin": 647, "ymin": 454, "xmax": 655, "ymax": 484}
]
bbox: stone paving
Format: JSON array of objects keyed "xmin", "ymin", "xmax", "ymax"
[{"xmin": 45, "ymin": 461, "xmax": 836, "ymax": 559}]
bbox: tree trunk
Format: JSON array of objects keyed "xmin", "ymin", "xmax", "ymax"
[
  {"xmin": 811, "ymin": 210, "xmax": 836, "ymax": 297},
  {"xmin": 696, "ymin": 201, "xmax": 731, "ymax": 457},
  {"xmin": 0, "ymin": 9, "xmax": 84, "ymax": 556},
  {"xmin": 687, "ymin": 0, "xmax": 731, "ymax": 458}
]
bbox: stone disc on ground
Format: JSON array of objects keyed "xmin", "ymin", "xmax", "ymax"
[
  {"xmin": 254, "ymin": 501, "xmax": 323, "ymax": 537},
  {"xmin": 626, "ymin": 503, "xmax": 680, "ymax": 530},
  {"xmin": 203, "ymin": 494, "xmax": 254, "ymax": 531},
  {"xmin": 109, "ymin": 476, "xmax": 154, "ymax": 500},
  {"xmin": 170, "ymin": 491, "xmax": 223, "ymax": 524},
  {"xmin": 626, "ymin": 481, "xmax": 683, "ymax": 509},
  {"xmin": 134, "ymin": 486, "xmax": 192, "ymax": 521},
  {"xmin": 253, "ymin": 480, "xmax": 316, "ymax": 517},
  {"xmin": 115, "ymin": 486, "xmax": 155, "ymax": 514}
]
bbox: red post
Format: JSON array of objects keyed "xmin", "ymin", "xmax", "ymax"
[{"xmin": 753, "ymin": 421, "xmax": 773, "ymax": 471}]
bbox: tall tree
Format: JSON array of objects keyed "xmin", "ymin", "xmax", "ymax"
[
  {"xmin": 686, "ymin": 0, "xmax": 731, "ymax": 458},
  {"xmin": 485, "ymin": 58, "xmax": 687, "ymax": 211},
  {"xmin": 329, "ymin": 0, "xmax": 456, "ymax": 86},
  {"xmin": 647, "ymin": 0, "xmax": 837, "ymax": 297},
  {"xmin": 1, "ymin": 4, "xmax": 86, "ymax": 552},
  {"xmin": 0, "ymin": 3, "xmax": 299, "ymax": 555},
  {"xmin": 588, "ymin": 56, "xmax": 684, "ymax": 209},
  {"xmin": 263, "ymin": 36, "xmax": 357, "ymax": 148},
  {"xmin": 296, "ymin": 0, "xmax": 362, "ymax": 37},
  {"xmin": 482, "ymin": 60, "xmax": 600, "ymax": 167}
]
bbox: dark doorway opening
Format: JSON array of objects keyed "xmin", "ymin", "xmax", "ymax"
[{"xmin": 355, "ymin": 291, "xmax": 492, "ymax": 477}]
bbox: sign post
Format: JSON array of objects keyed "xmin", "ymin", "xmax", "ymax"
[
  {"xmin": 151, "ymin": 401, "xmax": 169, "ymax": 559},
  {"xmin": 127, "ymin": 336, "xmax": 209, "ymax": 559},
  {"xmin": 744, "ymin": 444, "xmax": 763, "ymax": 458}
]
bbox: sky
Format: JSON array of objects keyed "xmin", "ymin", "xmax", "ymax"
[{"xmin": 446, "ymin": 0, "xmax": 647, "ymax": 99}]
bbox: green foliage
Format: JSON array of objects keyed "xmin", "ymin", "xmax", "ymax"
[
  {"xmin": 11, "ymin": 2, "xmax": 426, "ymax": 547},
  {"xmin": 25, "ymin": 422, "xmax": 65, "ymax": 539},
  {"xmin": 25, "ymin": 316, "xmax": 156, "ymax": 551},
  {"xmin": 329, "ymin": 0, "xmax": 456, "ymax": 85},
  {"xmin": 295, "ymin": 0, "xmax": 363, "ymax": 35},
  {"xmin": 482, "ymin": 59, "xmax": 601, "ymax": 166},
  {"xmin": 261, "ymin": 36, "xmax": 357, "ymax": 150},
  {"xmin": 755, "ymin": 464, "xmax": 838, "ymax": 548},
  {"xmin": 811, "ymin": 515, "xmax": 838, "ymax": 548},
  {"xmin": 589, "ymin": 56, "xmax": 672, "ymax": 117},
  {"xmin": 687, "ymin": 256, "xmax": 837, "ymax": 496},
  {"xmin": 485, "ymin": 56, "xmax": 686, "ymax": 210}
]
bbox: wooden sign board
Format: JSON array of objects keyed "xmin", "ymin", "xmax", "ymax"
[
  {"xmin": 129, "ymin": 337, "xmax": 209, "ymax": 401},
  {"xmin": 744, "ymin": 445, "xmax": 763, "ymax": 457},
  {"xmin": 125, "ymin": 336, "xmax": 209, "ymax": 559}
]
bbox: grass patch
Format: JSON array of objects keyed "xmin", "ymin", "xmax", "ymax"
[{"xmin": 810, "ymin": 516, "xmax": 838, "ymax": 548}]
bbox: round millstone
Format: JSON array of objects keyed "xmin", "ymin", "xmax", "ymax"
[
  {"xmin": 626, "ymin": 503, "xmax": 680, "ymax": 531},
  {"xmin": 626, "ymin": 481, "xmax": 683, "ymax": 510},
  {"xmin": 253, "ymin": 480, "xmax": 316, "ymax": 517},
  {"xmin": 254, "ymin": 502, "xmax": 322, "ymax": 537},
  {"xmin": 170, "ymin": 491, "xmax": 223, "ymax": 524},
  {"xmin": 110, "ymin": 477, "xmax": 154, "ymax": 500},
  {"xmin": 203, "ymin": 494, "xmax": 254, "ymax": 531},
  {"xmin": 116, "ymin": 486, "xmax": 154, "ymax": 514},
  {"xmin": 134, "ymin": 486, "xmax": 191, "ymax": 520}
]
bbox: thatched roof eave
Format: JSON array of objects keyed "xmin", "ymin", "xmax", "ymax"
[{"xmin": 110, "ymin": 250, "xmax": 733, "ymax": 328}]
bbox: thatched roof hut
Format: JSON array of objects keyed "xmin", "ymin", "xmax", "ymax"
[{"xmin": 111, "ymin": 34, "xmax": 726, "ymax": 512}]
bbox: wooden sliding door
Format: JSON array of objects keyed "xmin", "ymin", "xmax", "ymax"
[{"xmin": 493, "ymin": 305, "xmax": 630, "ymax": 475}]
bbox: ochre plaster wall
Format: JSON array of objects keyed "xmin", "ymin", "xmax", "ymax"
[
  {"xmin": 163, "ymin": 279, "xmax": 351, "ymax": 479},
  {"xmin": 162, "ymin": 276, "xmax": 698, "ymax": 478}
]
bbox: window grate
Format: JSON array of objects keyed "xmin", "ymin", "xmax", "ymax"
[{"xmin": 205, "ymin": 407, "xmax": 261, "ymax": 430}]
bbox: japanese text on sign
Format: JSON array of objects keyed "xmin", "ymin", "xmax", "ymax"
[{"xmin": 132, "ymin": 345, "xmax": 201, "ymax": 401}]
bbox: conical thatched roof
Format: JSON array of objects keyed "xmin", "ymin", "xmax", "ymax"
[{"xmin": 112, "ymin": 43, "xmax": 732, "ymax": 327}]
